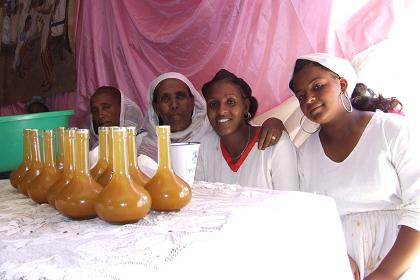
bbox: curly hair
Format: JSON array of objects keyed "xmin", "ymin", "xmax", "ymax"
[{"xmin": 351, "ymin": 83, "xmax": 403, "ymax": 113}]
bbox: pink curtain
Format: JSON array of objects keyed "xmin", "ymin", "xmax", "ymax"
[{"xmin": 0, "ymin": 0, "xmax": 408, "ymax": 125}]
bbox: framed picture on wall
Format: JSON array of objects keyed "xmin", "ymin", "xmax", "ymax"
[{"xmin": 0, "ymin": 0, "xmax": 75, "ymax": 105}]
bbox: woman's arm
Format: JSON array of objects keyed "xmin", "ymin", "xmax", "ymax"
[
  {"xmin": 271, "ymin": 132, "xmax": 299, "ymax": 191},
  {"xmin": 364, "ymin": 226, "xmax": 420, "ymax": 280},
  {"xmin": 366, "ymin": 116, "xmax": 420, "ymax": 279},
  {"xmin": 258, "ymin": 118, "xmax": 286, "ymax": 149}
]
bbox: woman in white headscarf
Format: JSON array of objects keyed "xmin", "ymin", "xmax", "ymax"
[
  {"xmin": 139, "ymin": 72, "xmax": 208, "ymax": 160},
  {"xmin": 139, "ymin": 72, "xmax": 284, "ymax": 162},
  {"xmin": 86, "ymin": 86, "xmax": 144, "ymax": 150},
  {"xmin": 289, "ymin": 53, "xmax": 420, "ymax": 279}
]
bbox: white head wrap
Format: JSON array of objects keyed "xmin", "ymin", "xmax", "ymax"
[
  {"xmin": 289, "ymin": 53, "xmax": 359, "ymax": 95},
  {"xmin": 87, "ymin": 91, "xmax": 144, "ymax": 149},
  {"xmin": 138, "ymin": 72, "xmax": 210, "ymax": 161}
]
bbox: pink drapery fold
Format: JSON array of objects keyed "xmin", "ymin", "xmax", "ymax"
[{"xmin": 1, "ymin": 0, "xmax": 402, "ymax": 122}]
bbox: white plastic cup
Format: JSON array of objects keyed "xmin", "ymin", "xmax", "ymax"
[{"xmin": 170, "ymin": 142, "xmax": 200, "ymax": 186}]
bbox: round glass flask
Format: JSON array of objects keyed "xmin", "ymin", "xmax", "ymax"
[
  {"xmin": 10, "ymin": 128, "xmax": 32, "ymax": 188},
  {"xmin": 95, "ymin": 127, "xmax": 151, "ymax": 224},
  {"xmin": 47, "ymin": 128, "xmax": 76, "ymax": 208},
  {"xmin": 18, "ymin": 129, "xmax": 43, "ymax": 196},
  {"xmin": 55, "ymin": 129, "xmax": 102, "ymax": 219},
  {"xmin": 28, "ymin": 129, "xmax": 61, "ymax": 203},
  {"xmin": 144, "ymin": 125, "xmax": 192, "ymax": 211}
]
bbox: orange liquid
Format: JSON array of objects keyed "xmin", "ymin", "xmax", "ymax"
[
  {"xmin": 10, "ymin": 129, "xmax": 32, "ymax": 188},
  {"xmin": 56, "ymin": 127, "xmax": 65, "ymax": 172},
  {"xmin": 127, "ymin": 127, "xmax": 150, "ymax": 187},
  {"xmin": 96, "ymin": 127, "xmax": 118, "ymax": 186},
  {"xmin": 56, "ymin": 129, "xmax": 102, "ymax": 219},
  {"xmin": 90, "ymin": 127, "xmax": 108, "ymax": 180},
  {"xmin": 144, "ymin": 126, "xmax": 191, "ymax": 211},
  {"xmin": 18, "ymin": 129, "xmax": 43, "ymax": 196},
  {"xmin": 95, "ymin": 128, "xmax": 151, "ymax": 224},
  {"xmin": 47, "ymin": 129, "xmax": 75, "ymax": 208},
  {"xmin": 145, "ymin": 169, "xmax": 191, "ymax": 211},
  {"xmin": 28, "ymin": 130, "xmax": 61, "ymax": 203}
]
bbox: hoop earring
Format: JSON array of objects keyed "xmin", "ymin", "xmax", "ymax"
[
  {"xmin": 300, "ymin": 115, "xmax": 320, "ymax": 134},
  {"xmin": 244, "ymin": 112, "xmax": 251, "ymax": 120},
  {"xmin": 340, "ymin": 91, "xmax": 353, "ymax": 112}
]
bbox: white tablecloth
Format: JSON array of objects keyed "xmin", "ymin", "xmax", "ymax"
[{"xmin": 0, "ymin": 179, "xmax": 352, "ymax": 280}]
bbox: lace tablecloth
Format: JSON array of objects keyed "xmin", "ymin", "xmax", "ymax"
[{"xmin": 0, "ymin": 180, "xmax": 352, "ymax": 280}]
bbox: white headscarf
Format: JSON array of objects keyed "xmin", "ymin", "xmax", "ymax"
[
  {"xmin": 138, "ymin": 72, "xmax": 210, "ymax": 161},
  {"xmin": 289, "ymin": 53, "xmax": 359, "ymax": 95},
  {"xmin": 87, "ymin": 92, "xmax": 144, "ymax": 149}
]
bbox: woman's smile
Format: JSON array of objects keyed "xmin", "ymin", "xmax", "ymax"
[{"xmin": 217, "ymin": 117, "xmax": 231, "ymax": 123}]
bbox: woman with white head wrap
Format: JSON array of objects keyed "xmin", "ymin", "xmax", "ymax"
[
  {"xmin": 138, "ymin": 72, "xmax": 210, "ymax": 161},
  {"xmin": 289, "ymin": 53, "xmax": 420, "ymax": 279}
]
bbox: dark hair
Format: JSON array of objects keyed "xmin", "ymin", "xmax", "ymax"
[
  {"xmin": 289, "ymin": 59, "xmax": 339, "ymax": 92},
  {"xmin": 289, "ymin": 59, "xmax": 403, "ymax": 113},
  {"xmin": 351, "ymin": 83, "xmax": 402, "ymax": 113},
  {"xmin": 202, "ymin": 69, "xmax": 258, "ymax": 119},
  {"xmin": 27, "ymin": 101, "xmax": 49, "ymax": 113},
  {"xmin": 92, "ymin": 86, "xmax": 121, "ymax": 104}
]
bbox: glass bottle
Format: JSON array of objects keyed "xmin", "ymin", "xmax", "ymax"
[
  {"xmin": 56, "ymin": 129, "xmax": 103, "ymax": 219},
  {"xmin": 10, "ymin": 129, "xmax": 32, "ymax": 188},
  {"xmin": 18, "ymin": 129, "xmax": 43, "ymax": 196},
  {"xmin": 47, "ymin": 128, "xmax": 75, "ymax": 208},
  {"xmin": 56, "ymin": 127, "xmax": 65, "ymax": 172},
  {"xmin": 90, "ymin": 127, "xmax": 108, "ymax": 180},
  {"xmin": 96, "ymin": 127, "xmax": 117, "ymax": 186},
  {"xmin": 95, "ymin": 127, "xmax": 151, "ymax": 224},
  {"xmin": 126, "ymin": 127, "xmax": 150, "ymax": 187},
  {"xmin": 28, "ymin": 130, "xmax": 61, "ymax": 203},
  {"xmin": 144, "ymin": 126, "xmax": 192, "ymax": 211}
]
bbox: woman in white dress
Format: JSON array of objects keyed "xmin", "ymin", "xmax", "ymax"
[
  {"xmin": 289, "ymin": 53, "xmax": 420, "ymax": 279},
  {"xmin": 194, "ymin": 69, "xmax": 299, "ymax": 190}
]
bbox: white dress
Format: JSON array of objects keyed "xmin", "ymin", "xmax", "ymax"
[
  {"xmin": 195, "ymin": 129, "xmax": 299, "ymax": 191},
  {"xmin": 298, "ymin": 111, "xmax": 420, "ymax": 279}
]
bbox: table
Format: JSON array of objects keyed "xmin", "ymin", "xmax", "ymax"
[{"xmin": 0, "ymin": 179, "xmax": 353, "ymax": 280}]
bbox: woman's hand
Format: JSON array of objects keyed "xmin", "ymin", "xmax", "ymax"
[
  {"xmin": 258, "ymin": 118, "xmax": 285, "ymax": 149},
  {"xmin": 348, "ymin": 255, "xmax": 360, "ymax": 280}
]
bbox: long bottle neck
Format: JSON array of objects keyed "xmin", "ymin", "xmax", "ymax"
[
  {"xmin": 23, "ymin": 129, "xmax": 31, "ymax": 162},
  {"xmin": 107, "ymin": 127, "xmax": 114, "ymax": 170},
  {"xmin": 113, "ymin": 129, "xmax": 128, "ymax": 176},
  {"xmin": 157, "ymin": 126, "xmax": 172, "ymax": 171},
  {"xmin": 62, "ymin": 130, "xmax": 75, "ymax": 176},
  {"xmin": 31, "ymin": 130, "xmax": 42, "ymax": 164},
  {"xmin": 127, "ymin": 128, "xmax": 138, "ymax": 168},
  {"xmin": 98, "ymin": 127, "xmax": 108, "ymax": 163},
  {"xmin": 43, "ymin": 130, "xmax": 56, "ymax": 168},
  {"xmin": 75, "ymin": 130, "xmax": 90, "ymax": 175},
  {"xmin": 57, "ymin": 127, "xmax": 65, "ymax": 164}
]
